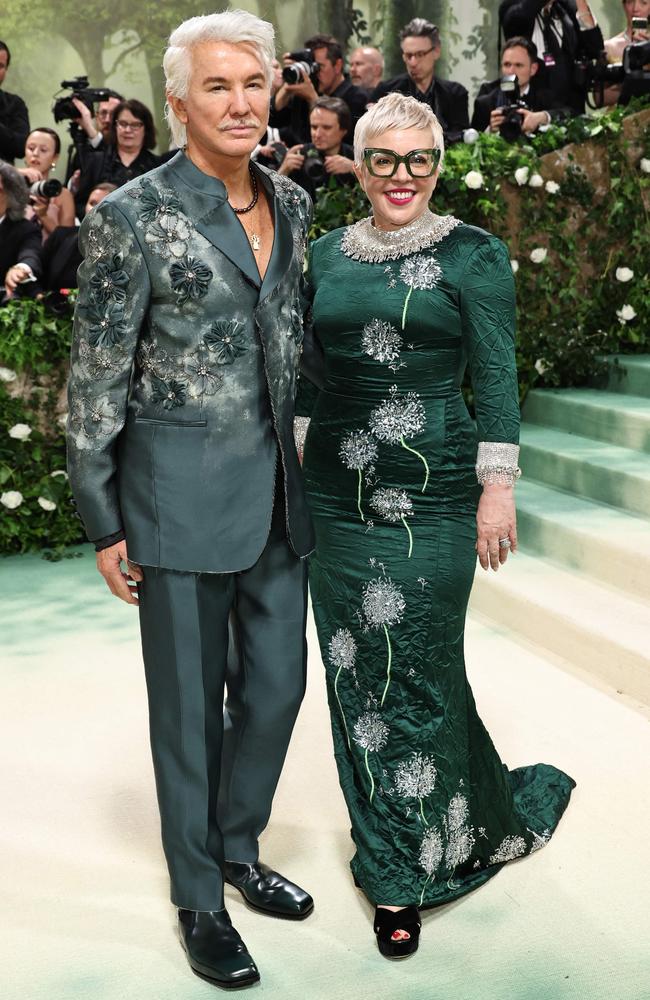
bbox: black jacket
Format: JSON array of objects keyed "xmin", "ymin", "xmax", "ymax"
[
  {"xmin": 471, "ymin": 76, "xmax": 569, "ymax": 132},
  {"xmin": 370, "ymin": 74, "xmax": 469, "ymax": 142},
  {"xmin": 75, "ymin": 145, "xmax": 162, "ymax": 214},
  {"xmin": 499, "ymin": 0, "xmax": 604, "ymax": 114},
  {"xmin": 288, "ymin": 141, "xmax": 356, "ymax": 201},
  {"xmin": 0, "ymin": 217, "xmax": 42, "ymax": 296},
  {"xmin": 38, "ymin": 225, "xmax": 82, "ymax": 292},
  {"xmin": 270, "ymin": 77, "xmax": 368, "ymax": 145},
  {"xmin": 0, "ymin": 90, "xmax": 30, "ymax": 164}
]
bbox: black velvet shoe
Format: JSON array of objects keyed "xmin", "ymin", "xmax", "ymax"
[
  {"xmin": 178, "ymin": 908, "xmax": 260, "ymax": 990},
  {"xmin": 373, "ymin": 906, "xmax": 421, "ymax": 960},
  {"xmin": 223, "ymin": 861, "xmax": 314, "ymax": 920}
]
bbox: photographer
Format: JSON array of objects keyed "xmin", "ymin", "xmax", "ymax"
[
  {"xmin": 0, "ymin": 41, "xmax": 30, "ymax": 165},
  {"xmin": 65, "ymin": 90, "xmax": 123, "ymax": 183},
  {"xmin": 16, "ymin": 127, "xmax": 76, "ymax": 240},
  {"xmin": 271, "ymin": 34, "xmax": 368, "ymax": 144},
  {"xmin": 37, "ymin": 182, "xmax": 117, "ymax": 295},
  {"xmin": 499, "ymin": 0, "xmax": 604, "ymax": 115},
  {"xmin": 277, "ymin": 96, "xmax": 356, "ymax": 201},
  {"xmin": 472, "ymin": 37, "xmax": 568, "ymax": 135},
  {"xmin": 370, "ymin": 19, "xmax": 469, "ymax": 143},
  {"xmin": 603, "ymin": 1, "xmax": 650, "ymax": 105},
  {"xmin": 0, "ymin": 160, "xmax": 41, "ymax": 302},
  {"xmin": 75, "ymin": 98, "xmax": 160, "ymax": 211}
]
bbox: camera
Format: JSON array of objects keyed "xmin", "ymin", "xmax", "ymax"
[
  {"xmin": 498, "ymin": 75, "xmax": 529, "ymax": 143},
  {"xmin": 282, "ymin": 50, "xmax": 319, "ymax": 85},
  {"xmin": 579, "ymin": 35, "xmax": 650, "ymax": 106},
  {"xmin": 24, "ymin": 177, "xmax": 63, "ymax": 199},
  {"xmin": 302, "ymin": 145, "xmax": 327, "ymax": 185},
  {"xmin": 53, "ymin": 76, "xmax": 113, "ymax": 123}
]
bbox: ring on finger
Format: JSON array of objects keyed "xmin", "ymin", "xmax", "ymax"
[{"xmin": 498, "ymin": 537, "xmax": 511, "ymax": 549}]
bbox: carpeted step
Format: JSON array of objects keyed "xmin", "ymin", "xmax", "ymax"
[
  {"xmin": 522, "ymin": 388, "xmax": 650, "ymax": 454},
  {"xmin": 602, "ymin": 355, "xmax": 650, "ymax": 397},
  {"xmin": 519, "ymin": 424, "xmax": 650, "ymax": 518},
  {"xmin": 470, "ymin": 549, "xmax": 650, "ymax": 705},
  {"xmin": 516, "ymin": 479, "xmax": 650, "ymax": 603}
]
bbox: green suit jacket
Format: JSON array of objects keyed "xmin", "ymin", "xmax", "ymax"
[{"xmin": 67, "ymin": 152, "xmax": 319, "ymax": 572}]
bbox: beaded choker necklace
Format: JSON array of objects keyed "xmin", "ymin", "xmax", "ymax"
[{"xmin": 340, "ymin": 210, "xmax": 461, "ymax": 263}]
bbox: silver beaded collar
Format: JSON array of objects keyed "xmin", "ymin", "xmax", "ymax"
[{"xmin": 340, "ymin": 210, "xmax": 461, "ymax": 264}]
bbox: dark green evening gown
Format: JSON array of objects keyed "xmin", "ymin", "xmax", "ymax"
[{"xmin": 300, "ymin": 217, "xmax": 575, "ymax": 908}]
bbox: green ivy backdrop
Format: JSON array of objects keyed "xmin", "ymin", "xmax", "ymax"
[{"xmin": 1, "ymin": 104, "xmax": 648, "ymax": 555}]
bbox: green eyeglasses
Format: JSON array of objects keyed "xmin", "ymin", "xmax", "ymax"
[{"xmin": 363, "ymin": 147, "xmax": 441, "ymax": 178}]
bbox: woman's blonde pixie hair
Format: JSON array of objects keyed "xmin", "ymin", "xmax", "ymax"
[
  {"xmin": 164, "ymin": 9, "xmax": 275, "ymax": 148},
  {"xmin": 353, "ymin": 92, "xmax": 445, "ymax": 169}
]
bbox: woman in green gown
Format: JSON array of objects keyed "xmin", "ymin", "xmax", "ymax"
[{"xmin": 299, "ymin": 93, "xmax": 575, "ymax": 958}]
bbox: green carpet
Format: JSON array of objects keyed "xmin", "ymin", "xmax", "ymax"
[{"xmin": 1, "ymin": 548, "xmax": 648, "ymax": 1000}]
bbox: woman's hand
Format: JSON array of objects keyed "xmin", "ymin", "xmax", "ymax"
[
  {"xmin": 476, "ymin": 483, "xmax": 517, "ymax": 571},
  {"xmin": 17, "ymin": 166, "xmax": 43, "ymax": 184}
]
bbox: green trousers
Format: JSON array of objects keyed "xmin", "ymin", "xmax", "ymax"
[{"xmin": 137, "ymin": 500, "xmax": 308, "ymax": 911}]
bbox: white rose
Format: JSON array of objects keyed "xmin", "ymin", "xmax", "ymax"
[
  {"xmin": 463, "ymin": 128, "xmax": 479, "ymax": 144},
  {"xmin": 510, "ymin": 260, "xmax": 519, "ymax": 274},
  {"xmin": 530, "ymin": 248, "xmax": 548, "ymax": 264},
  {"xmin": 640, "ymin": 158, "xmax": 650, "ymax": 174},
  {"xmin": 615, "ymin": 267, "xmax": 634, "ymax": 282},
  {"xmin": 534, "ymin": 359, "xmax": 547, "ymax": 375},
  {"xmin": 616, "ymin": 304, "xmax": 637, "ymax": 323},
  {"xmin": 50, "ymin": 470, "xmax": 69, "ymax": 480},
  {"xmin": 464, "ymin": 170, "xmax": 484, "ymax": 190},
  {"xmin": 545, "ymin": 180, "xmax": 560, "ymax": 194},
  {"xmin": 0, "ymin": 366, "xmax": 17, "ymax": 383},
  {"xmin": 528, "ymin": 173, "xmax": 543, "ymax": 188},
  {"xmin": 514, "ymin": 166, "xmax": 530, "ymax": 186},
  {"xmin": 57, "ymin": 413, "xmax": 68, "ymax": 428},
  {"xmin": 1, "ymin": 491, "xmax": 23, "ymax": 509},
  {"xmin": 37, "ymin": 496, "xmax": 57, "ymax": 511},
  {"xmin": 8, "ymin": 423, "xmax": 31, "ymax": 440}
]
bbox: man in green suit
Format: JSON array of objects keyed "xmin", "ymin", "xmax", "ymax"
[{"xmin": 67, "ymin": 11, "xmax": 322, "ymax": 990}]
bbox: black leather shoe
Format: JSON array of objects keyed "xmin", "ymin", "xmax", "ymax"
[
  {"xmin": 223, "ymin": 861, "xmax": 314, "ymax": 920},
  {"xmin": 178, "ymin": 908, "xmax": 260, "ymax": 989}
]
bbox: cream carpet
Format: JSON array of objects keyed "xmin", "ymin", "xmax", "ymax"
[{"xmin": 1, "ymin": 548, "xmax": 648, "ymax": 1000}]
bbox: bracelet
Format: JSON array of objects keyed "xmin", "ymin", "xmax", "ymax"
[{"xmin": 475, "ymin": 441, "xmax": 521, "ymax": 486}]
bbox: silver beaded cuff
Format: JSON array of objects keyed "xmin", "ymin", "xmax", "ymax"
[
  {"xmin": 476, "ymin": 441, "xmax": 521, "ymax": 486},
  {"xmin": 294, "ymin": 416, "xmax": 310, "ymax": 457}
]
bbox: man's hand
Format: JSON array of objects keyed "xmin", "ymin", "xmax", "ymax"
[
  {"xmin": 489, "ymin": 108, "xmax": 506, "ymax": 132},
  {"xmin": 4, "ymin": 264, "xmax": 32, "ymax": 296},
  {"xmin": 324, "ymin": 154, "xmax": 355, "ymax": 175},
  {"xmin": 476, "ymin": 484, "xmax": 517, "ymax": 572},
  {"xmin": 72, "ymin": 96, "xmax": 99, "ymax": 139},
  {"xmin": 96, "ymin": 539, "xmax": 143, "ymax": 605},
  {"xmin": 520, "ymin": 108, "xmax": 549, "ymax": 133},
  {"xmin": 278, "ymin": 144, "xmax": 305, "ymax": 176}
]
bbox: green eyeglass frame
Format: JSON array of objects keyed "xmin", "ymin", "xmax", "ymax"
[{"xmin": 362, "ymin": 147, "xmax": 442, "ymax": 178}]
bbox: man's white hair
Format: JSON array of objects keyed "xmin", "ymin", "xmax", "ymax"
[
  {"xmin": 354, "ymin": 92, "xmax": 445, "ymax": 169},
  {"xmin": 164, "ymin": 9, "xmax": 275, "ymax": 148}
]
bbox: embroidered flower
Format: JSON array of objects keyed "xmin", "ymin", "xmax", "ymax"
[
  {"xmin": 369, "ymin": 386, "xmax": 429, "ymax": 491},
  {"xmin": 145, "ymin": 214, "xmax": 191, "ymax": 259},
  {"xmin": 361, "ymin": 318, "xmax": 402, "ymax": 364},
  {"xmin": 170, "ymin": 255, "xmax": 213, "ymax": 305},
  {"xmin": 181, "ymin": 346, "xmax": 223, "ymax": 398},
  {"xmin": 399, "ymin": 253, "xmax": 442, "ymax": 291},
  {"xmin": 329, "ymin": 628, "xmax": 358, "ymax": 748},
  {"xmin": 151, "ymin": 376, "xmax": 187, "ymax": 410},
  {"xmin": 79, "ymin": 340, "xmax": 127, "ymax": 380},
  {"xmin": 139, "ymin": 184, "xmax": 183, "ymax": 223},
  {"xmin": 362, "ymin": 576, "xmax": 405, "ymax": 706},
  {"xmin": 370, "ymin": 487, "xmax": 414, "ymax": 557},
  {"xmin": 419, "ymin": 828, "xmax": 444, "ymax": 877},
  {"xmin": 136, "ymin": 340, "xmax": 172, "ymax": 380},
  {"xmin": 353, "ymin": 711, "xmax": 390, "ymax": 803},
  {"xmin": 73, "ymin": 394, "xmax": 120, "ymax": 438},
  {"xmin": 488, "ymin": 834, "xmax": 527, "ymax": 865},
  {"xmin": 528, "ymin": 828, "xmax": 551, "ymax": 852},
  {"xmin": 444, "ymin": 793, "xmax": 475, "ymax": 873},
  {"xmin": 86, "ymin": 221, "xmax": 115, "ymax": 262},
  {"xmin": 87, "ymin": 301, "xmax": 126, "ymax": 348},
  {"xmin": 273, "ymin": 173, "xmax": 305, "ymax": 219},
  {"xmin": 395, "ymin": 752, "xmax": 437, "ymax": 825},
  {"xmin": 204, "ymin": 321, "xmax": 248, "ymax": 364},
  {"xmin": 89, "ymin": 255, "xmax": 129, "ymax": 303},
  {"xmin": 339, "ymin": 430, "xmax": 378, "ymax": 522}
]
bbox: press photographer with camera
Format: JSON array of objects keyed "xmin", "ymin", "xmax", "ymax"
[
  {"xmin": 472, "ymin": 37, "xmax": 567, "ymax": 136},
  {"xmin": 65, "ymin": 90, "xmax": 123, "ymax": 186},
  {"xmin": 271, "ymin": 34, "xmax": 367, "ymax": 144},
  {"xmin": 15, "ymin": 127, "xmax": 76, "ymax": 240},
  {"xmin": 0, "ymin": 41, "xmax": 30, "ymax": 166},
  {"xmin": 277, "ymin": 96, "xmax": 355, "ymax": 201},
  {"xmin": 370, "ymin": 19, "xmax": 469, "ymax": 143},
  {"xmin": 602, "ymin": 1, "xmax": 650, "ymax": 104},
  {"xmin": 0, "ymin": 160, "xmax": 41, "ymax": 302},
  {"xmin": 74, "ymin": 98, "xmax": 161, "ymax": 210},
  {"xmin": 499, "ymin": 0, "xmax": 604, "ymax": 115},
  {"xmin": 37, "ymin": 182, "xmax": 117, "ymax": 297}
]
